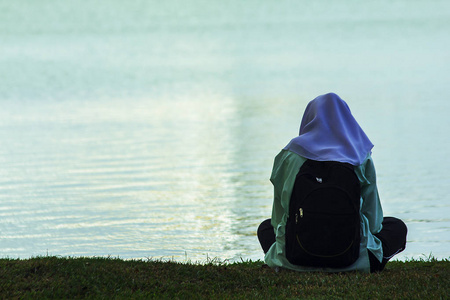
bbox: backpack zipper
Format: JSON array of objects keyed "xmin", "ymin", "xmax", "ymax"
[{"xmin": 295, "ymin": 208, "xmax": 303, "ymax": 224}]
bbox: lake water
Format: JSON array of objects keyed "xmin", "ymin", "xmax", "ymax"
[{"xmin": 1, "ymin": 0, "xmax": 449, "ymax": 262}]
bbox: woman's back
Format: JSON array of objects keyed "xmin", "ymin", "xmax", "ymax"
[{"xmin": 257, "ymin": 93, "xmax": 407, "ymax": 273}]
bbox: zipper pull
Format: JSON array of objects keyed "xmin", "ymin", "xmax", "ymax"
[
  {"xmin": 295, "ymin": 213, "xmax": 298, "ymax": 224},
  {"xmin": 299, "ymin": 208, "xmax": 303, "ymax": 218}
]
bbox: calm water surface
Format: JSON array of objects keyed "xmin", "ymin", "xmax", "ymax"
[{"xmin": 1, "ymin": 1, "xmax": 449, "ymax": 262}]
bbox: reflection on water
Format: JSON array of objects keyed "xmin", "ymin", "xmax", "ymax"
[
  {"xmin": 0, "ymin": 97, "xmax": 279, "ymax": 260},
  {"xmin": 1, "ymin": 0, "xmax": 449, "ymax": 261}
]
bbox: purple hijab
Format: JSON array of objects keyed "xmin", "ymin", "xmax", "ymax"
[{"xmin": 284, "ymin": 93, "xmax": 373, "ymax": 166}]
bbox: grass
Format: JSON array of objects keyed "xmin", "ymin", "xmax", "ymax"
[{"xmin": 0, "ymin": 256, "xmax": 448, "ymax": 299}]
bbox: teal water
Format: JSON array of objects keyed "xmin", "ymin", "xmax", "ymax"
[{"xmin": 1, "ymin": 1, "xmax": 449, "ymax": 261}]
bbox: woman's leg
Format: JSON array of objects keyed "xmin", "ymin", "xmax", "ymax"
[
  {"xmin": 370, "ymin": 217, "xmax": 408, "ymax": 272},
  {"xmin": 257, "ymin": 219, "xmax": 276, "ymax": 254}
]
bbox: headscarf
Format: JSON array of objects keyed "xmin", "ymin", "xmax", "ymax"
[{"xmin": 284, "ymin": 93, "xmax": 373, "ymax": 166}]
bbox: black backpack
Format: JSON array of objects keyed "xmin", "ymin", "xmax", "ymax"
[{"xmin": 285, "ymin": 160, "xmax": 361, "ymax": 268}]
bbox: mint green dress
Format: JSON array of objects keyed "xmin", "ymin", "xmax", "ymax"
[{"xmin": 264, "ymin": 150, "xmax": 384, "ymax": 273}]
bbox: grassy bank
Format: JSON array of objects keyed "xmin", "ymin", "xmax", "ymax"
[{"xmin": 0, "ymin": 256, "xmax": 448, "ymax": 299}]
